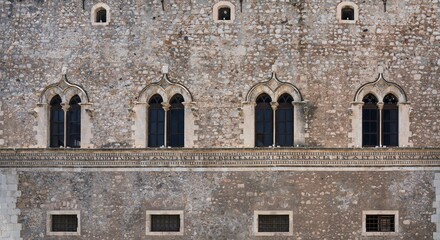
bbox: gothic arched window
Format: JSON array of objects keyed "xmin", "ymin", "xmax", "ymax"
[
  {"xmin": 50, "ymin": 95, "xmax": 64, "ymax": 148},
  {"xmin": 148, "ymin": 94, "xmax": 165, "ymax": 147},
  {"xmin": 167, "ymin": 94, "xmax": 184, "ymax": 147},
  {"xmin": 276, "ymin": 94, "xmax": 294, "ymax": 147},
  {"xmin": 67, "ymin": 95, "xmax": 81, "ymax": 148},
  {"xmin": 255, "ymin": 94, "xmax": 273, "ymax": 147},
  {"xmin": 382, "ymin": 94, "xmax": 399, "ymax": 147},
  {"xmin": 362, "ymin": 94, "xmax": 379, "ymax": 147}
]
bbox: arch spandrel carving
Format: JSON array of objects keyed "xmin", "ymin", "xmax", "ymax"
[
  {"xmin": 354, "ymin": 73, "xmax": 408, "ymax": 103},
  {"xmin": 245, "ymin": 72, "xmax": 303, "ymax": 102},
  {"xmin": 39, "ymin": 75, "xmax": 89, "ymax": 104},
  {"xmin": 137, "ymin": 74, "xmax": 193, "ymax": 103}
]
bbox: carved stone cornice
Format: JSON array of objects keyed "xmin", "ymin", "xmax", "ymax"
[{"xmin": 0, "ymin": 148, "xmax": 439, "ymax": 168}]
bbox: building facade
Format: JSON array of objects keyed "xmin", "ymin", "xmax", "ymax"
[{"xmin": 1, "ymin": 0, "xmax": 440, "ymax": 239}]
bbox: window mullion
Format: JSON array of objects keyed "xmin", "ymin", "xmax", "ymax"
[
  {"xmin": 378, "ymin": 102, "xmax": 384, "ymax": 147},
  {"xmin": 61, "ymin": 103, "xmax": 69, "ymax": 148},
  {"xmin": 162, "ymin": 103, "xmax": 170, "ymax": 147},
  {"xmin": 271, "ymin": 102, "xmax": 278, "ymax": 147}
]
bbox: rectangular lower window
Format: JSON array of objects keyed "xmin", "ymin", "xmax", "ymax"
[
  {"xmin": 362, "ymin": 210, "xmax": 398, "ymax": 236},
  {"xmin": 47, "ymin": 210, "xmax": 80, "ymax": 236},
  {"xmin": 253, "ymin": 210, "xmax": 293, "ymax": 236},
  {"xmin": 146, "ymin": 210, "xmax": 184, "ymax": 236}
]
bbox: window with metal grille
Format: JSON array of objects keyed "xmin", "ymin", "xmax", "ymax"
[
  {"xmin": 341, "ymin": 6, "xmax": 354, "ymax": 20},
  {"xmin": 218, "ymin": 7, "xmax": 231, "ymax": 20},
  {"xmin": 51, "ymin": 215, "xmax": 78, "ymax": 232},
  {"xmin": 96, "ymin": 8, "xmax": 107, "ymax": 23},
  {"xmin": 362, "ymin": 94, "xmax": 379, "ymax": 147},
  {"xmin": 366, "ymin": 215, "xmax": 395, "ymax": 232},
  {"xmin": 67, "ymin": 95, "xmax": 81, "ymax": 148},
  {"xmin": 382, "ymin": 94, "xmax": 398, "ymax": 146},
  {"xmin": 255, "ymin": 94, "xmax": 273, "ymax": 147},
  {"xmin": 167, "ymin": 94, "xmax": 184, "ymax": 147},
  {"xmin": 258, "ymin": 214, "xmax": 290, "ymax": 232},
  {"xmin": 276, "ymin": 94, "xmax": 294, "ymax": 146},
  {"xmin": 50, "ymin": 95, "xmax": 64, "ymax": 148},
  {"xmin": 151, "ymin": 215, "xmax": 180, "ymax": 232},
  {"xmin": 148, "ymin": 94, "xmax": 165, "ymax": 147}
]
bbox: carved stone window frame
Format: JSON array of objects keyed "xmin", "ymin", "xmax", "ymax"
[
  {"xmin": 241, "ymin": 72, "xmax": 306, "ymax": 148},
  {"xmin": 46, "ymin": 210, "xmax": 81, "ymax": 236},
  {"xmin": 253, "ymin": 210, "xmax": 293, "ymax": 236},
  {"xmin": 91, "ymin": 3, "xmax": 110, "ymax": 26},
  {"xmin": 36, "ymin": 75, "xmax": 93, "ymax": 148},
  {"xmin": 362, "ymin": 210, "xmax": 399, "ymax": 236},
  {"xmin": 145, "ymin": 210, "xmax": 184, "ymax": 236},
  {"xmin": 337, "ymin": 2, "xmax": 359, "ymax": 24},
  {"xmin": 213, "ymin": 1, "xmax": 235, "ymax": 23},
  {"xmin": 133, "ymin": 73, "xmax": 195, "ymax": 148},
  {"xmin": 349, "ymin": 73, "xmax": 411, "ymax": 148}
]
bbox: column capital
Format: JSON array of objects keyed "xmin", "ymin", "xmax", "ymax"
[
  {"xmin": 162, "ymin": 103, "xmax": 171, "ymax": 111},
  {"xmin": 270, "ymin": 102, "xmax": 279, "ymax": 111}
]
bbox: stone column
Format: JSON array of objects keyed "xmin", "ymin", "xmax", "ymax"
[
  {"xmin": 240, "ymin": 102, "xmax": 256, "ymax": 148},
  {"xmin": 133, "ymin": 102, "xmax": 148, "ymax": 148},
  {"xmin": 377, "ymin": 102, "xmax": 384, "ymax": 147},
  {"xmin": 35, "ymin": 103, "xmax": 49, "ymax": 148},
  {"xmin": 62, "ymin": 103, "xmax": 70, "ymax": 147},
  {"xmin": 162, "ymin": 103, "xmax": 170, "ymax": 147},
  {"xmin": 398, "ymin": 102, "xmax": 412, "ymax": 147},
  {"xmin": 293, "ymin": 101, "xmax": 307, "ymax": 146},
  {"xmin": 79, "ymin": 103, "xmax": 93, "ymax": 148},
  {"xmin": 270, "ymin": 102, "xmax": 278, "ymax": 147},
  {"xmin": 349, "ymin": 102, "xmax": 363, "ymax": 148}
]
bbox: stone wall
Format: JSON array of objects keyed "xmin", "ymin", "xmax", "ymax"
[
  {"xmin": 15, "ymin": 169, "xmax": 435, "ymax": 239},
  {"xmin": 1, "ymin": 0, "xmax": 439, "ymax": 148}
]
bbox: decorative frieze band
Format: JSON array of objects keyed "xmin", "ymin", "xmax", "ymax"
[{"xmin": 0, "ymin": 149, "xmax": 439, "ymax": 168}]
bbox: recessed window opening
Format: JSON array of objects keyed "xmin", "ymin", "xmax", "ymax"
[
  {"xmin": 168, "ymin": 94, "xmax": 184, "ymax": 147},
  {"xmin": 341, "ymin": 6, "xmax": 354, "ymax": 20},
  {"xmin": 362, "ymin": 94, "xmax": 379, "ymax": 147},
  {"xmin": 258, "ymin": 215, "xmax": 289, "ymax": 232},
  {"xmin": 218, "ymin": 7, "xmax": 231, "ymax": 20},
  {"xmin": 366, "ymin": 215, "xmax": 395, "ymax": 232},
  {"xmin": 382, "ymin": 94, "xmax": 399, "ymax": 147},
  {"xmin": 51, "ymin": 215, "xmax": 78, "ymax": 232},
  {"xmin": 67, "ymin": 95, "xmax": 81, "ymax": 148},
  {"xmin": 255, "ymin": 93, "xmax": 273, "ymax": 147},
  {"xmin": 148, "ymin": 94, "xmax": 165, "ymax": 147},
  {"xmin": 276, "ymin": 94, "xmax": 294, "ymax": 147},
  {"xmin": 96, "ymin": 8, "xmax": 107, "ymax": 23},
  {"xmin": 151, "ymin": 215, "xmax": 181, "ymax": 232},
  {"xmin": 50, "ymin": 95, "xmax": 64, "ymax": 148}
]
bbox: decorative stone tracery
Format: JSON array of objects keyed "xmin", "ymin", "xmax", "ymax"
[
  {"xmin": 241, "ymin": 72, "xmax": 307, "ymax": 147},
  {"xmin": 35, "ymin": 75, "xmax": 93, "ymax": 148},
  {"xmin": 133, "ymin": 72, "xmax": 196, "ymax": 148}
]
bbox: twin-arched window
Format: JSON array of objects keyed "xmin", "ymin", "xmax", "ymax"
[
  {"xmin": 362, "ymin": 93, "xmax": 398, "ymax": 147},
  {"xmin": 255, "ymin": 93, "xmax": 294, "ymax": 147},
  {"xmin": 49, "ymin": 95, "xmax": 81, "ymax": 148},
  {"xmin": 148, "ymin": 94, "xmax": 185, "ymax": 147}
]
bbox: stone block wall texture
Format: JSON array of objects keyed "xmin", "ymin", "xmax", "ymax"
[
  {"xmin": 16, "ymin": 170, "xmax": 435, "ymax": 239},
  {"xmin": 0, "ymin": 169, "xmax": 22, "ymax": 240},
  {"xmin": 1, "ymin": 0, "xmax": 440, "ymax": 148}
]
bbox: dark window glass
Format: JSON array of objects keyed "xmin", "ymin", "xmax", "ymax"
[
  {"xmin": 362, "ymin": 94, "xmax": 379, "ymax": 147},
  {"xmin": 50, "ymin": 95, "xmax": 64, "ymax": 148},
  {"xmin": 218, "ymin": 7, "xmax": 231, "ymax": 20},
  {"xmin": 276, "ymin": 94, "xmax": 294, "ymax": 146},
  {"xmin": 67, "ymin": 95, "xmax": 81, "ymax": 148},
  {"xmin": 255, "ymin": 94, "xmax": 273, "ymax": 147},
  {"xmin": 258, "ymin": 215, "xmax": 290, "ymax": 232},
  {"xmin": 151, "ymin": 215, "xmax": 180, "ymax": 232},
  {"xmin": 51, "ymin": 215, "xmax": 78, "ymax": 232},
  {"xmin": 148, "ymin": 95, "xmax": 165, "ymax": 147},
  {"xmin": 96, "ymin": 8, "xmax": 107, "ymax": 23},
  {"xmin": 167, "ymin": 94, "xmax": 184, "ymax": 147},
  {"xmin": 382, "ymin": 94, "xmax": 398, "ymax": 147},
  {"xmin": 366, "ymin": 215, "xmax": 395, "ymax": 232},
  {"xmin": 341, "ymin": 6, "xmax": 354, "ymax": 20}
]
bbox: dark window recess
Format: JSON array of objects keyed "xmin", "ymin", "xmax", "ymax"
[
  {"xmin": 51, "ymin": 215, "xmax": 78, "ymax": 232},
  {"xmin": 382, "ymin": 94, "xmax": 398, "ymax": 146},
  {"xmin": 67, "ymin": 95, "xmax": 81, "ymax": 148},
  {"xmin": 341, "ymin": 6, "xmax": 354, "ymax": 20},
  {"xmin": 151, "ymin": 215, "xmax": 180, "ymax": 232},
  {"xmin": 148, "ymin": 95, "xmax": 165, "ymax": 147},
  {"xmin": 50, "ymin": 95, "xmax": 64, "ymax": 148},
  {"xmin": 276, "ymin": 94, "xmax": 294, "ymax": 146},
  {"xmin": 255, "ymin": 94, "xmax": 273, "ymax": 147},
  {"xmin": 362, "ymin": 94, "xmax": 379, "ymax": 147},
  {"xmin": 167, "ymin": 94, "xmax": 184, "ymax": 147},
  {"xmin": 218, "ymin": 7, "xmax": 231, "ymax": 20},
  {"xmin": 366, "ymin": 215, "xmax": 395, "ymax": 232},
  {"xmin": 258, "ymin": 215, "xmax": 289, "ymax": 232},
  {"xmin": 96, "ymin": 8, "xmax": 107, "ymax": 23}
]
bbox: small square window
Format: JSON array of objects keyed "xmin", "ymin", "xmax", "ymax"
[
  {"xmin": 47, "ymin": 210, "xmax": 80, "ymax": 236},
  {"xmin": 362, "ymin": 210, "xmax": 398, "ymax": 236},
  {"xmin": 146, "ymin": 210, "xmax": 184, "ymax": 236},
  {"xmin": 253, "ymin": 210, "xmax": 293, "ymax": 236}
]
